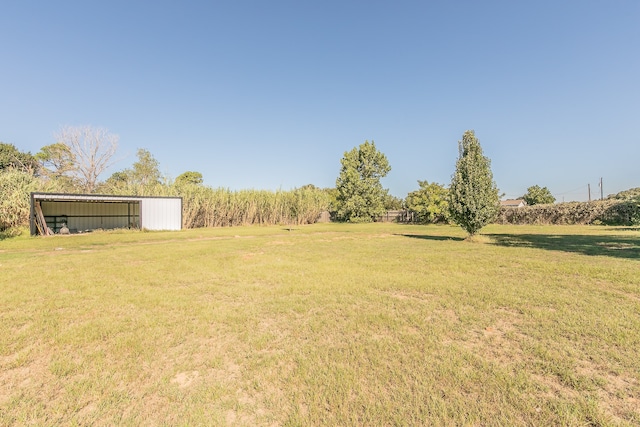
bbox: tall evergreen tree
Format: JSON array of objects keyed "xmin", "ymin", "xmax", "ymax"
[
  {"xmin": 335, "ymin": 141, "xmax": 391, "ymax": 222},
  {"xmin": 448, "ymin": 130, "xmax": 499, "ymax": 235}
]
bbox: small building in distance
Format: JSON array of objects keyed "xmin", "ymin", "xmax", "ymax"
[
  {"xmin": 500, "ymin": 199, "xmax": 527, "ymax": 208},
  {"xmin": 30, "ymin": 192, "xmax": 182, "ymax": 236}
]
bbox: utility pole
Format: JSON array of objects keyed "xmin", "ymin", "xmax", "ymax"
[
  {"xmin": 588, "ymin": 184, "xmax": 591, "ymax": 202},
  {"xmin": 600, "ymin": 177, "xmax": 603, "ymax": 200}
]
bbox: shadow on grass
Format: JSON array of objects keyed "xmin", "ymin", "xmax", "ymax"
[
  {"xmin": 397, "ymin": 232, "xmax": 639, "ymax": 260},
  {"xmin": 487, "ymin": 233, "xmax": 640, "ymax": 260},
  {"xmin": 397, "ymin": 234, "xmax": 465, "ymax": 242}
]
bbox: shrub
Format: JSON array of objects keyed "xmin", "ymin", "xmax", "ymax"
[
  {"xmin": 496, "ymin": 200, "xmax": 640, "ymax": 226},
  {"xmin": 0, "ymin": 169, "xmax": 39, "ymax": 230}
]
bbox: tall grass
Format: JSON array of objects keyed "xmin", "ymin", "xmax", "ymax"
[
  {"xmin": 176, "ymin": 185, "xmax": 330, "ymax": 228},
  {"xmin": 0, "ymin": 169, "xmax": 70, "ymax": 231}
]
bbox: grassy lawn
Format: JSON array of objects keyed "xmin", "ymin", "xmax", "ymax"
[{"xmin": 1, "ymin": 223, "xmax": 639, "ymax": 426}]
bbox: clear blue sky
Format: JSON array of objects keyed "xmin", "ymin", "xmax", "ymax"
[{"xmin": 1, "ymin": 1, "xmax": 638, "ymax": 201}]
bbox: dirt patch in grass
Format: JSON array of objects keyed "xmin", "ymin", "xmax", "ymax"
[
  {"xmin": 576, "ymin": 360, "xmax": 640, "ymax": 422},
  {"xmin": 383, "ymin": 289, "xmax": 437, "ymax": 303},
  {"xmin": 454, "ymin": 310, "xmax": 527, "ymax": 367},
  {"xmin": 171, "ymin": 370, "xmax": 200, "ymax": 388},
  {"xmin": 266, "ymin": 240, "xmax": 294, "ymax": 246},
  {"xmin": 241, "ymin": 251, "xmax": 265, "ymax": 259}
]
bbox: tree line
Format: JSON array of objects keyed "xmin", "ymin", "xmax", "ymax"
[{"xmin": 3, "ymin": 126, "xmax": 635, "ymax": 235}]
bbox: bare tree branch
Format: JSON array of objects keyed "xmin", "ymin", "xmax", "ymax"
[{"xmin": 55, "ymin": 125, "xmax": 119, "ymax": 192}]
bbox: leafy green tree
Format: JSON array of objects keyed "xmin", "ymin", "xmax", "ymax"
[
  {"xmin": 175, "ymin": 171, "xmax": 204, "ymax": 186},
  {"xmin": 406, "ymin": 180, "xmax": 450, "ymax": 223},
  {"xmin": 383, "ymin": 193, "xmax": 404, "ymax": 210},
  {"xmin": 130, "ymin": 148, "xmax": 161, "ymax": 189},
  {"xmin": 323, "ymin": 187, "xmax": 339, "ymax": 214},
  {"xmin": 522, "ymin": 185, "xmax": 555, "ymax": 205},
  {"xmin": 99, "ymin": 149, "xmax": 162, "ymax": 195},
  {"xmin": 0, "ymin": 142, "xmax": 39, "ymax": 173},
  {"xmin": 448, "ymin": 130, "xmax": 499, "ymax": 235},
  {"xmin": 335, "ymin": 141, "xmax": 391, "ymax": 222},
  {"xmin": 101, "ymin": 171, "xmax": 131, "ymax": 194},
  {"xmin": 35, "ymin": 143, "xmax": 77, "ymax": 189}
]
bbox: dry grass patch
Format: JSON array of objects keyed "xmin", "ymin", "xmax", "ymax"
[{"xmin": 1, "ymin": 223, "xmax": 639, "ymax": 425}]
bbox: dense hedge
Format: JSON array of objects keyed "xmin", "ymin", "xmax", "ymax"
[{"xmin": 496, "ymin": 200, "xmax": 640, "ymax": 226}]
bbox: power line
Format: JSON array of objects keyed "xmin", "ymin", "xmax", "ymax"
[{"xmin": 555, "ymin": 184, "xmax": 588, "ymax": 196}]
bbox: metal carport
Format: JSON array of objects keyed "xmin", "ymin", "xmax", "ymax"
[{"xmin": 30, "ymin": 192, "xmax": 182, "ymax": 235}]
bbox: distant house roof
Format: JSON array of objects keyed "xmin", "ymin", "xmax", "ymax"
[{"xmin": 500, "ymin": 199, "xmax": 527, "ymax": 208}]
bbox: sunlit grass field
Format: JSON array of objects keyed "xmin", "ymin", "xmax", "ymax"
[{"xmin": 1, "ymin": 223, "xmax": 639, "ymax": 426}]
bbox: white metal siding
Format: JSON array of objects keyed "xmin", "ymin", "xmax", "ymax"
[{"xmin": 141, "ymin": 198, "xmax": 182, "ymax": 230}]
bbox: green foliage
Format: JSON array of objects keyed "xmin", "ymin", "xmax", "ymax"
[
  {"xmin": 383, "ymin": 193, "xmax": 404, "ymax": 210},
  {"xmin": 0, "ymin": 142, "xmax": 39, "ymax": 173},
  {"xmin": 175, "ymin": 171, "xmax": 204, "ymax": 186},
  {"xmin": 496, "ymin": 200, "xmax": 640, "ymax": 226},
  {"xmin": 0, "ymin": 169, "xmax": 68, "ymax": 231},
  {"xmin": 100, "ymin": 149, "xmax": 164, "ymax": 196},
  {"xmin": 523, "ymin": 185, "xmax": 556, "ymax": 205},
  {"xmin": 606, "ymin": 201, "xmax": 640, "ymax": 225},
  {"xmin": 609, "ymin": 187, "xmax": 640, "ymax": 202},
  {"xmin": 405, "ymin": 180, "xmax": 450, "ymax": 223},
  {"xmin": 0, "ymin": 169, "xmax": 38, "ymax": 230},
  {"xmin": 335, "ymin": 141, "xmax": 391, "ymax": 222},
  {"xmin": 448, "ymin": 130, "xmax": 499, "ymax": 235},
  {"xmin": 36, "ymin": 143, "xmax": 75, "ymax": 177},
  {"xmin": 130, "ymin": 148, "xmax": 162, "ymax": 191},
  {"xmin": 323, "ymin": 187, "xmax": 339, "ymax": 213},
  {"xmin": 35, "ymin": 143, "xmax": 78, "ymax": 191}
]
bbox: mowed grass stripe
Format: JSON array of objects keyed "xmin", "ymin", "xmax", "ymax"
[{"xmin": 0, "ymin": 223, "xmax": 638, "ymax": 426}]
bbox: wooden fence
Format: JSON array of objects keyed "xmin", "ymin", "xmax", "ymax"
[
  {"xmin": 316, "ymin": 210, "xmax": 417, "ymax": 223},
  {"xmin": 376, "ymin": 210, "xmax": 417, "ymax": 223}
]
